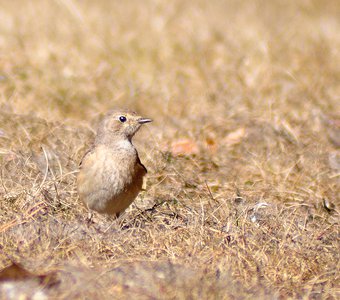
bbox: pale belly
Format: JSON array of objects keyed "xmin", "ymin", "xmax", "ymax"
[{"xmin": 77, "ymin": 146, "xmax": 146, "ymax": 216}]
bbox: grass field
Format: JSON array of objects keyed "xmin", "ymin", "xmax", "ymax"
[{"xmin": 0, "ymin": 0, "xmax": 339, "ymax": 299}]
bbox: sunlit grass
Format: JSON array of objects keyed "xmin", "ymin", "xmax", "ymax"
[{"xmin": 0, "ymin": 0, "xmax": 339, "ymax": 298}]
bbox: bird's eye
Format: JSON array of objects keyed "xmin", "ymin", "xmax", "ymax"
[{"xmin": 119, "ymin": 116, "xmax": 127, "ymax": 123}]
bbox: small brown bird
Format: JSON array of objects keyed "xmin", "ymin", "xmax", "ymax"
[{"xmin": 77, "ymin": 109, "xmax": 152, "ymax": 217}]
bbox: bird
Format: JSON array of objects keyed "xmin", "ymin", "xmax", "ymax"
[{"xmin": 77, "ymin": 109, "xmax": 152, "ymax": 217}]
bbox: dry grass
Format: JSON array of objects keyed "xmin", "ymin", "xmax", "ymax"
[{"xmin": 0, "ymin": 0, "xmax": 339, "ymax": 299}]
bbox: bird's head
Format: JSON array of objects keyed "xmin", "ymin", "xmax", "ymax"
[{"xmin": 96, "ymin": 109, "xmax": 152, "ymax": 143}]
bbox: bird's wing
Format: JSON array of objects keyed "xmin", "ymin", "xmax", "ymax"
[
  {"xmin": 79, "ymin": 144, "xmax": 95, "ymax": 168},
  {"xmin": 137, "ymin": 154, "xmax": 147, "ymax": 174}
]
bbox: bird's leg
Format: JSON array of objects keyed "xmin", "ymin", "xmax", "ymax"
[{"xmin": 86, "ymin": 211, "xmax": 94, "ymax": 224}]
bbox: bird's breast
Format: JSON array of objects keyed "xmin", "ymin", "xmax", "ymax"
[{"xmin": 77, "ymin": 144, "xmax": 146, "ymax": 215}]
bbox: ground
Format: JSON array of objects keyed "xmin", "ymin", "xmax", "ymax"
[{"xmin": 0, "ymin": 0, "xmax": 339, "ymax": 299}]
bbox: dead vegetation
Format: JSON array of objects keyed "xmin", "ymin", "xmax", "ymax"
[{"xmin": 0, "ymin": 0, "xmax": 339, "ymax": 299}]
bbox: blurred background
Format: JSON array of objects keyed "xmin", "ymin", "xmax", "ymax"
[{"xmin": 1, "ymin": 0, "xmax": 338, "ymax": 120}]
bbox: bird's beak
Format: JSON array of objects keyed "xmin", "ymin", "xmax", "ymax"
[{"xmin": 138, "ymin": 118, "xmax": 153, "ymax": 124}]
